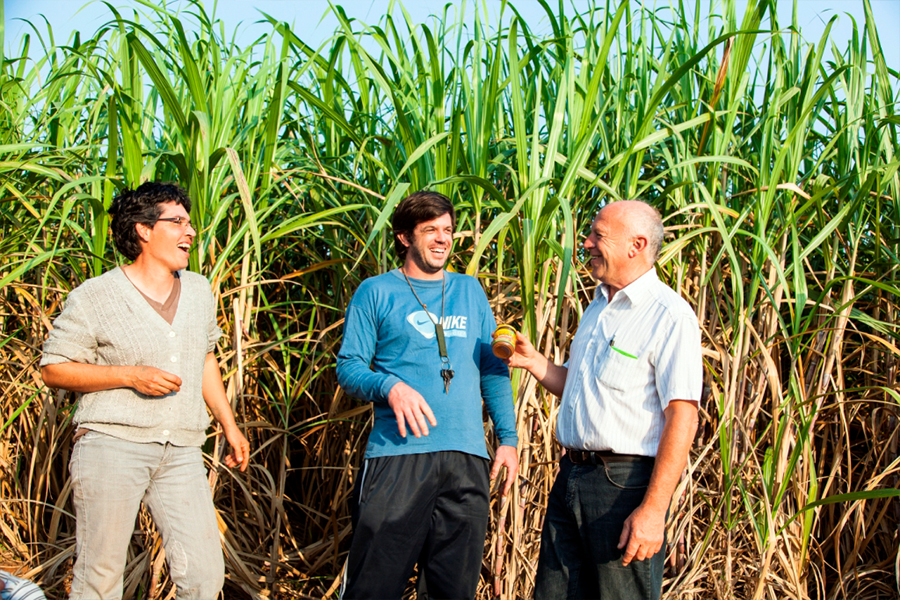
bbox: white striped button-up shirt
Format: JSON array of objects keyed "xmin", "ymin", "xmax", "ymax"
[{"xmin": 557, "ymin": 269, "xmax": 702, "ymax": 456}]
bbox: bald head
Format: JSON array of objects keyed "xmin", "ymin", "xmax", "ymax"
[
  {"xmin": 584, "ymin": 200, "xmax": 664, "ymax": 295},
  {"xmin": 601, "ymin": 200, "xmax": 664, "ymax": 263}
]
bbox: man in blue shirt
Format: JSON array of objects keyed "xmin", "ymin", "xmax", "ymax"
[{"xmin": 336, "ymin": 190, "xmax": 519, "ymax": 599}]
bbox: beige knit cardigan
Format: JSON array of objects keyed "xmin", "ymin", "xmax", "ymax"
[{"xmin": 41, "ymin": 267, "xmax": 222, "ymax": 447}]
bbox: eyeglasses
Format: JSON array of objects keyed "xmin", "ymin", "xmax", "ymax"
[{"xmin": 156, "ymin": 217, "xmax": 193, "ymax": 228}]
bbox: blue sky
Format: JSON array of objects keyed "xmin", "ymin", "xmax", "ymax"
[{"xmin": 5, "ymin": 0, "xmax": 900, "ymax": 67}]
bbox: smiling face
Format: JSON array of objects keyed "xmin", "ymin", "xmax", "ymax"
[
  {"xmin": 399, "ymin": 212, "xmax": 453, "ymax": 279},
  {"xmin": 135, "ymin": 202, "xmax": 196, "ymax": 273},
  {"xmin": 583, "ymin": 202, "xmax": 653, "ymax": 296},
  {"xmin": 584, "ymin": 207, "xmax": 629, "ymax": 286}
]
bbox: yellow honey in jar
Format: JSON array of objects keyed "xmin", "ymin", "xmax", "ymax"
[{"xmin": 492, "ymin": 325, "xmax": 516, "ymax": 359}]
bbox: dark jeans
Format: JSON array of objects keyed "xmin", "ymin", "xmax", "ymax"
[
  {"xmin": 534, "ymin": 455, "xmax": 664, "ymax": 600},
  {"xmin": 342, "ymin": 451, "xmax": 491, "ymax": 600}
]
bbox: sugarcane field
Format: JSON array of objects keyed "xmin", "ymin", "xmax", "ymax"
[{"xmin": 1, "ymin": 0, "xmax": 898, "ymax": 598}]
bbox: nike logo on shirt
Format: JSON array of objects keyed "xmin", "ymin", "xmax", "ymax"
[{"xmin": 407, "ymin": 311, "xmax": 468, "ymax": 338}]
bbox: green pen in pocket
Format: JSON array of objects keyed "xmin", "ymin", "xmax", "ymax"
[{"xmin": 610, "ymin": 337, "xmax": 638, "ymax": 359}]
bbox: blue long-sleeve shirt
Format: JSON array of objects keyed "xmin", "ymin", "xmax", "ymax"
[{"xmin": 336, "ymin": 269, "xmax": 518, "ymax": 459}]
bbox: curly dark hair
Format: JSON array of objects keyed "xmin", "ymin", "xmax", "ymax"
[
  {"xmin": 108, "ymin": 182, "xmax": 191, "ymax": 261},
  {"xmin": 391, "ymin": 191, "xmax": 456, "ymax": 260}
]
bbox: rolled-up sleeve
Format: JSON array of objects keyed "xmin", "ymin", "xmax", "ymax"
[
  {"xmin": 205, "ymin": 285, "xmax": 223, "ymax": 353},
  {"xmin": 41, "ymin": 287, "xmax": 97, "ymax": 366}
]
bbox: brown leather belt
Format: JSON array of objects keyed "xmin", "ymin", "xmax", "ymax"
[{"xmin": 565, "ymin": 449, "xmax": 654, "ymax": 465}]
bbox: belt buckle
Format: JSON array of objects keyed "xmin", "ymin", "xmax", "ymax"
[{"xmin": 570, "ymin": 450, "xmax": 591, "ymax": 465}]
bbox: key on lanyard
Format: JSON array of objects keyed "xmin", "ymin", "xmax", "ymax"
[
  {"xmin": 441, "ymin": 368, "xmax": 454, "ymax": 393},
  {"xmin": 436, "ymin": 323, "xmax": 454, "ymax": 393}
]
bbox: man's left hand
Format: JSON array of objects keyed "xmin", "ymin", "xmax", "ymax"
[
  {"xmin": 490, "ymin": 444, "xmax": 519, "ymax": 497},
  {"xmin": 617, "ymin": 504, "xmax": 666, "ymax": 566},
  {"xmin": 223, "ymin": 428, "xmax": 251, "ymax": 472}
]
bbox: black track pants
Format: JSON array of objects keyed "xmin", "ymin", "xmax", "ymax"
[{"xmin": 341, "ymin": 451, "xmax": 491, "ymax": 600}]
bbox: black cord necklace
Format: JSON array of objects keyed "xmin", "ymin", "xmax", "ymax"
[{"xmin": 401, "ymin": 268, "xmax": 454, "ymax": 393}]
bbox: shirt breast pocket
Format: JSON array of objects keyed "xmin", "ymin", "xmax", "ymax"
[{"xmin": 597, "ymin": 345, "xmax": 644, "ymax": 392}]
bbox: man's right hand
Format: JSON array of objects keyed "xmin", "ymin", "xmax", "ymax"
[
  {"xmin": 497, "ymin": 329, "xmax": 540, "ymax": 371},
  {"xmin": 42, "ymin": 362, "xmax": 182, "ymax": 396},
  {"xmin": 493, "ymin": 329, "xmax": 568, "ymax": 397},
  {"xmin": 128, "ymin": 366, "xmax": 182, "ymax": 396},
  {"xmin": 388, "ymin": 381, "xmax": 437, "ymax": 438}
]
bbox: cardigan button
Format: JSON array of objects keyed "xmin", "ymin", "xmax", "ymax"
[
  {"xmin": 169, "ymin": 331, "xmax": 176, "ymax": 337},
  {"xmin": 162, "ymin": 430, "xmax": 170, "ymax": 436},
  {"xmin": 170, "ymin": 356, "xmax": 177, "ymax": 362}
]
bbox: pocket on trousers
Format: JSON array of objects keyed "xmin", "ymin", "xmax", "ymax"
[
  {"xmin": 69, "ymin": 430, "xmax": 100, "ymax": 475},
  {"xmin": 356, "ymin": 459, "xmax": 373, "ymax": 506},
  {"xmin": 73, "ymin": 429, "xmax": 103, "ymax": 445},
  {"xmin": 602, "ymin": 461, "xmax": 652, "ymax": 490},
  {"xmin": 355, "ymin": 455, "xmax": 396, "ymax": 507}
]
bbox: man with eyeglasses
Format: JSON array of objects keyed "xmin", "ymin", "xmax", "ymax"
[{"xmin": 42, "ymin": 181, "xmax": 249, "ymax": 599}]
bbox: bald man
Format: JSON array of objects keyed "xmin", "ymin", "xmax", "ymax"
[{"xmin": 503, "ymin": 201, "xmax": 702, "ymax": 600}]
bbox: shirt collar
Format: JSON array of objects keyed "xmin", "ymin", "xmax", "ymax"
[{"xmin": 596, "ymin": 268, "xmax": 658, "ymax": 306}]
